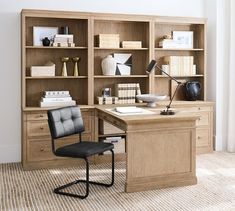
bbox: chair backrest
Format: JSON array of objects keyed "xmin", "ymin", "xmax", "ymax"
[{"xmin": 47, "ymin": 106, "xmax": 85, "ymax": 139}]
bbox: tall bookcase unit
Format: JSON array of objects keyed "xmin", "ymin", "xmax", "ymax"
[{"xmin": 21, "ymin": 10, "xmax": 213, "ymax": 170}]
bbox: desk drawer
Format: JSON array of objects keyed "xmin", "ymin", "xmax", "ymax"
[
  {"xmin": 196, "ymin": 128, "xmax": 210, "ymax": 147},
  {"xmin": 196, "ymin": 112, "xmax": 210, "ymax": 126},
  {"xmin": 27, "ymin": 134, "xmax": 92, "ymax": 162},
  {"xmin": 27, "ymin": 113, "xmax": 47, "ymax": 121},
  {"xmin": 175, "ymin": 106, "xmax": 211, "ymax": 112},
  {"xmin": 27, "ymin": 121, "xmax": 50, "ymax": 137}
]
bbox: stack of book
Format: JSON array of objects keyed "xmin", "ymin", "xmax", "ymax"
[
  {"xmin": 52, "ymin": 34, "xmax": 75, "ymax": 47},
  {"xmin": 121, "ymin": 41, "xmax": 142, "ymax": 48},
  {"xmin": 40, "ymin": 91, "xmax": 76, "ymax": 107},
  {"xmin": 115, "ymin": 83, "xmax": 142, "ymax": 104},
  {"xmin": 96, "ymin": 96, "xmax": 118, "ymax": 105},
  {"xmin": 103, "ymin": 137, "xmax": 125, "ymax": 154},
  {"xmin": 95, "ymin": 34, "xmax": 120, "ymax": 48},
  {"xmin": 164, "ymin": 56, "xmax": 195, "ymax": 76}
]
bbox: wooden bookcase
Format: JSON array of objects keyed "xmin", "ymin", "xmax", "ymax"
[{"xmin": 21, "ymin": 10, "xmax": 213, "ymax": 170}]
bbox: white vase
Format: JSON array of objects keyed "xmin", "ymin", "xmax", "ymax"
[{"xmin": 101, "ymin": 55, "xmax": 116, "ymax": 75}]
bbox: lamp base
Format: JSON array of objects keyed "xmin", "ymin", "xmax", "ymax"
[{"xmin": 160, "ymin": 109, "xmax": 175, "ymax": 115}]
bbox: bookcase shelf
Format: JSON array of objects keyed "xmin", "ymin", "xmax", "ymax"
[
  {"xmin": 94, "ymin": 47, "xmax": 148, "ymax": 51},
  {"xmin": 26, "ymin": 76, "xmax": 88, "ymax": 79},
  {"xmin": 94, "ymin": 75, "xmax": 148, "ymax": 78},
  {"xmin": 26, "ymin": 46, "xmax": 88, "ymax": 50},
  {"xmin": 155, "ymin": 48, "xmax": 204, "ymax": 51},
  {"xmin": 154, "ymin": 74, "xmax": 204, "ymax": 78}
]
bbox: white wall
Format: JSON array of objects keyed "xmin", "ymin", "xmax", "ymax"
[{"xmin": 0, "ymin": 0, "xmax": 205, "ymax": 163}]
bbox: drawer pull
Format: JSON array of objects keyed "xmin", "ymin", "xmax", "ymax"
[
  {"xmin": 39, "ymin": 114, "xmax": 44, "ymax": 117},
  {"xmin": 40, "ymin": 148, "xmax": 45, "ymax": 152},
  {"xmin": 198, "ymin": 136, "xmax": 202, "ymax": 139},
  {"xmin": 40, "ymin": 126, "xmax": 44, "ymax": 130},
  {"xmin": 198, "ymin": 107, "xmax": 201, "ymax": 110},
  {"xmin": 199, "ymin": 117, "xmax": 202, "ymax": 121}
]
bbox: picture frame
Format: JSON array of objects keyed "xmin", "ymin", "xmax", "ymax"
[
  {"xmin": 102, "ymin": 88, "xmax": 111, "ymax": 97},
  {"xmin": 172, "ymin": 31, "xmax": 194, "ymax": 49},
  {"xmin": 33, "ymin": 26, "xmax": 59, "ymax": 46}
]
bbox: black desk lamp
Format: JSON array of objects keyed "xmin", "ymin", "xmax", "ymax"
[{"xmin": 146, "ymin": 60, "xmax": 182, "ymax": 115}]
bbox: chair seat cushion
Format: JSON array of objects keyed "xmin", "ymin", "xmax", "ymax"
[{"xmin": 55, "ymin": 141, "xmax": 114, "ymax": 158}]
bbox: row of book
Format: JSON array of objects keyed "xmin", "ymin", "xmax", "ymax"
[
  {"xmin": 40, "ymin": 91, "xmax": 76, "ymax": 107},
  {"xmin": 163, "ymin": 56, "xmax": 196, "ymax": 76},
  {"xmin": 115, "ymin": 83, "xmax": 142, "ymax": 104},
  {"xmin": 52, "ymin": 34, "xmax": 75, "ymax": 47}
]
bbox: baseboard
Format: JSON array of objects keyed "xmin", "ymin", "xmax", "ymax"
[{"xmin": 0, "ymin": 145, "xmax": 21, "ymax": 164}]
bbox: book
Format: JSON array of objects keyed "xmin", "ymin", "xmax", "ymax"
[
  {"xmin": 40, "ymin": 100, "xmax": 76, "ymax": 107},
  {"xmin": 41, "ymin": 97, "xmax": 72, "ymax": 102}
]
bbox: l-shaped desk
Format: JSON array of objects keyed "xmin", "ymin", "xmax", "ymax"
[{"xmin": 96, "ymin": 106, "xmax": 199, "ymax": 193}]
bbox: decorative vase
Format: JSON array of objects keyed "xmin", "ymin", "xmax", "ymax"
[
  {"xmin": 42, "ymin": 37, "xmax": 50, "ymax": 46},
  {"xmin": 185, "ymin": 81, "xmax": 201, "ymax": 101},
  {"xmin": 61, "ymin": 57, "xmax": 69, "ymax": 76},
  {"xmin": 101, "ymin": 55, "xmax": 116, "ymax": 75},
  {"xmin": 73, "ymin": 57, "xmax": 80, "ymax": 76}
]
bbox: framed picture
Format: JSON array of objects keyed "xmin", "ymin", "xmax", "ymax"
[
  {"xmin": 173, "ymin": 31, "xmax": 194, "ymax": 49},
  {"xmin": 33, "ymin": 26, "xmax": 59, "ymax": 46}
]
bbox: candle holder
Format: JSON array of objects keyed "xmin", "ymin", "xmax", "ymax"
[
  {"xmin": 61, "ymin": 57, "xmax": 69, "ymax": 76},
  {"xmin": 73, "ymin": 57, "xmax": 81, "ymax": 76}
]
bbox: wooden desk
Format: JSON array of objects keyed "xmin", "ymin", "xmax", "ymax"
[{"xmin": 96, "ymin": 107, "xmax": 198, "ymax": 193}]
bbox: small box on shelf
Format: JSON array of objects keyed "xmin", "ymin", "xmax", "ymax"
[
  {"xmin": 30, "ymin": 61, "xmax": 55, "ymax": 77},
  {"xmin": 95, "ymin": 34, "xmax": 120, "ymax": 48}
]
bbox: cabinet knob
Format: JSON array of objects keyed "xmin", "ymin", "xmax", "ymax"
[
  {"xmin": 40, "ymin": 126, "xmax": 44, "ymax": 130},
  {"xmin": 199, "ymin": 117, "xmax": 202, "ymax": 121},
  {"xmin": 39, "ymin": 114, "xmax": 44, "ymax": 117},
  {"xmin": 40, "ymin": 148, "xmax": 45, "ymax": 152},
  {"xmin": 198, "ymin": 136, "xmax": 202, "ymax": 139},
  {"xmin": 198, "ymin": 107, "xmax": 201, "ymax": 110}
]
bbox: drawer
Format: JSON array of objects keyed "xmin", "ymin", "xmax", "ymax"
[
  {"xmin": 27, "ymin": 134, "xmax": 93, "ymax": 162},
  {"xmin": 196, "ymin": 128, "xmax": 210, "ymax": 147},
  {"xmin": 27, "ymin": 113, "xmax": 47, "ymax": 121},
  {"xmin": 27, "ymin": 121, "xmax": 50, "ymax": 137},
  {"xmin": 196, "ymin": 112, "xmax": 210, "ymax": 126},
  {"xmin": 176, "ymin": 106, "xmax": 211, "ymax": 112}
]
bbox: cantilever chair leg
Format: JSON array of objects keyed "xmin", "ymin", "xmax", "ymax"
[{"xmin": 54, "ymin": 149, "xmax": 114, "ymax": 199}]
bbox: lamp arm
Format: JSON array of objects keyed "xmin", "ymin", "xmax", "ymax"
[{"xmin": 166, "ymin": 82, "xmax": 181, "ymax": 112}]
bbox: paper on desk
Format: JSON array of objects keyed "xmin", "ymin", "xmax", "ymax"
[
  {"xmin": 106, "ymin": 107, "xmax": 156, "ymax": 116},
  {"xmin": 115, "ymin": 106, "xmax": 143, "ymax": 113}
]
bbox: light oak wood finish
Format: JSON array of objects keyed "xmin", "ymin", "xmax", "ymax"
[
  {"xmin": 21, "ymin": 9, "xmax": 212, "ymax": 171},
  {"xmin": 96, "ymin": 107, "xmax": 198, "ymax": 192}
]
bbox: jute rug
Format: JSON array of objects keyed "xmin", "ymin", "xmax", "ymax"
[{"xmin": 1, "ymin": 152, "xmax": 235, "ymax": 211}]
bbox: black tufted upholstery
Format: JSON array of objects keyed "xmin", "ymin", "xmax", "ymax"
[
  {"xmin": 48, "ymin": 106, "xmax": 85, "ymax": 139},
  {"xmin": 47, "ymin": 106, "xmax": 115, "ymax": 199}
]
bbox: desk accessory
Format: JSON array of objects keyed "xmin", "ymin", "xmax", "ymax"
[
  {"xmin": 136, "ymin": 94, "xmax": 167, "ymax": 108},
  {"xmin": 61, "ymin": 57, "xmax": 69, "ymax": 76},
  {"xmin": 146, "ymin": 59, "xmax": 183, "ymax": 115}
]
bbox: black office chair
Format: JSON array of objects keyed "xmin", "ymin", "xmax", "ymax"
[{"xmin": 47, "ymin": 106, "xmax": 114, "ymax": 199}]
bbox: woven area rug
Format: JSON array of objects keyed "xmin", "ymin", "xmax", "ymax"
[{"xmin": 1, "ymin": 152, "xmax": 235, "ymax": 211}]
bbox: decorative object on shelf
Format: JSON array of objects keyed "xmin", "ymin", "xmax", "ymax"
[
  {"xmin": 121, "ymin": 41, "xmax": 142, "ymax": 48},
  {"xmin": 42, "ymin": 37, "xmax": 50, "ymax": 46},
  {"xmin": 101, "ymin": 55, "xmax": 117, "ymax": 75},
  {"xmin": 173, "ymin": 31, "xmax": 194, "ymax": 49},
  {"xmin": 60, "ymin": 26, "xmax": 69, "ymax": 34},
  {"xmin": 113, "ymin": 53, "xmax": 132, "ymax": 75},
  {"xmin": 53, "ymin": 34, "xmax": 75, "ymax": 47},
  {"xmin": 102, "ymin": 88, "xmax": 111, "ymax": 97},
  {"xmin": 33, "ymin": 26, "xmax": 58, "ymax": 46},
  {"xmin": 95, "ymin": 34, "xmax": 120, "ymax": 48},
  {"xmin": 185, "ymin": 81, "xmax": 201, "ymax": 101},
  {"xmin": 72, "ymin": 57, "xmax": 80, "ymax": 76},
  {"xmin": 97, "ymin": 96, "xmax": 118, "ymax": 105},
  {"xmin": 30, "ymin": 61, "xmax": 55, "ymax": 77},
  {"xmin": 61, "ymin": 57, "xmax": 69, "ymax": 76},
  {"xmin": 136, "ymin": 94, "xmax": 167, "ymax": 108},
  {"xmin": 146, "ymin": 60, "xmax": 184, "ymax": 115}
]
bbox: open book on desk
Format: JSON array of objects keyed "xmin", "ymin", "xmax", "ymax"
[{"xmin": 115, "ymin": 106, "xmax": 143, "ymax": 114}]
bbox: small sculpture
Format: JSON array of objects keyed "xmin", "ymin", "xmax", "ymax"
[
  {"xmin": 61, "ymin": 57, "xmax": 69, "ymax": 76},
  {"xmin": 72, "ymin": 57, "xmax": 81, "ymax": 76}
]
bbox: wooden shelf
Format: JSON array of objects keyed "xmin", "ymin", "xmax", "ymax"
[
  {"xmin": 26, "ymin": 46, "xmax": 88, "ymax": 50},
  {"xmin": 94, "ymin": 75, "xmax": 148, "ymax": 78},
  {"xmin": 155, "ymin": 75, "xmax": 204, "ymax": 78},
  {"xmin": 94, "ymin": 47, "xmax": 148, "ymax": 51},
  {"xmin": 155, "ymin": 48, "xmax": 204, "ymax": 51},
  {"xmin": 26, "ymin": 76, "xmax": 88, "ymax": 79}
]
